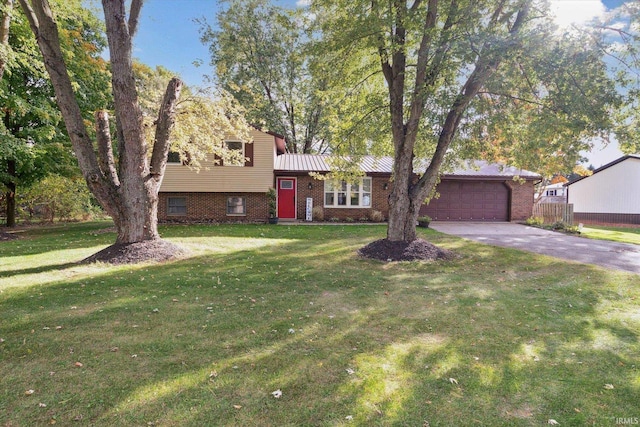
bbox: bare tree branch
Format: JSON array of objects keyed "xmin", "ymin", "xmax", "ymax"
[
  {"xmin": 128, "ymin": 0, "xmax": 143, "ymax": 37},
  {"xmin": 149, "ymin": 77, "xmax": 182, "ymax": 181},
  {"xmin": 95, "ymin": 110, "xmax": 120, "ymax": 186}
]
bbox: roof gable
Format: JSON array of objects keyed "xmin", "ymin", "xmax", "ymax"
[{"xmin": 567, "ymin": 155, "xmax": 640, "ymax": 187}]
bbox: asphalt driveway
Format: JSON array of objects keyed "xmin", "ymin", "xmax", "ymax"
[{"xmin": 430, "ymin": 222, "xmax": 640, "ymax": 275}]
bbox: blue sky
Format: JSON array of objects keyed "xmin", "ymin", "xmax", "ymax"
[{"xmin": 127, "ymin": 0, "xmax": 633, "ymax": 166}]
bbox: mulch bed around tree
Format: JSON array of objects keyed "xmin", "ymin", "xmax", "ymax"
[
  {"xmin": 81, "ymin": 239, "xmax": 187, "ymax": 265},
  {"xmin": 0, "ymin": 231, "xmax": 18, "ymax": 241},
  {"xmin": 358, "ymin": 238, "xmax": 456, "ymax": 262}
]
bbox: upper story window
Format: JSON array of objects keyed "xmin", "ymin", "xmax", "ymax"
[
  {"xmin": 167, "ymin": 151, "xmax": 181, "ymax": 163},
  {"xmin": 216, "ymin": 141, "xmax": 254, "ymax": 167},
  {"xmin": 324, "ymin": 178, "xmax": 372, "ymax": 208},
  {"xmin": 225, "ymin": 141, "xmax": 244, "ymax": 166}
]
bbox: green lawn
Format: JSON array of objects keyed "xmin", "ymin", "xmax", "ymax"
[
  {"xmin": 1, "ymin": 221, "xmax": 639, "ymax": 426},
  {"xmin": 581, "ymin": 225, "xmax": 640, "ymax": 245}
]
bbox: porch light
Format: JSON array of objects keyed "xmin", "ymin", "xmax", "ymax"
[
  {"xmin": 383, "ymin": 183, "xmax": 389, "ymax": 190},
  {"xmin": 308, "ymin": 182, "xmax": 313, "ymax": 190}
]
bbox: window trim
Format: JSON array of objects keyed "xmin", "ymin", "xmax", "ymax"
[
  {"xmin": 226, "ymin": 196, "xmax": 247, "ymax": 216},
  {"xmin": 324, "ymin": 177, "xmax": 372, "ymax": 208},
  {"xmin": 167, "ymin": 196, "xmax": 187, "ymax": 216}
]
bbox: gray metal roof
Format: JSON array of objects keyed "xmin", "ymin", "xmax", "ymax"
[{"xmin": 274, "ymin": 154, "xmax": 540, "ymax": 178}]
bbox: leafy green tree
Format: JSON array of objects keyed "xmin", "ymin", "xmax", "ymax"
[
  {"xmin": 600, "ymin": 2, "xmax": 640, "ymax": 154},
  {"xmin": 313, "ymin": 0, "xmax": 619, "ymax": 243},
  {"xmin": 201, "ymin": 0, "xmax": 327, "ymax": 153},
  {"xmin": 0, "ymin": 0, "xmax": 110, "ymax": 226},
  {"xmin": 19, "ymin": 174, "xmax": 96, "ymax": 222},
  {"xmin": 19, "ymin": 0, "xmax": 252, "ymax": 262}
]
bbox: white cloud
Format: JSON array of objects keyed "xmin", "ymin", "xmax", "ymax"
[
  {"xmin": 549, "ymin": 0, "xmax": 607, "ymax": 28},
  {"xmin": 296, "ymin": 0, "xmax": 311, "ymax": 7}
]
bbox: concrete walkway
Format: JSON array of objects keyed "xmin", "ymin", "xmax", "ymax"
[{"xmin": 430, "ymin": 222, "xmax": 640, "ymax": 275}]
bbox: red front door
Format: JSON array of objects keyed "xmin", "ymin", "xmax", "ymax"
[{"xmin": 277, "ymin": 178, "xmax": 296, "ymax": 219}]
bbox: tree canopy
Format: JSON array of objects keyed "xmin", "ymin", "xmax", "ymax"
[
  {"xmin": 310, "ymin": 0, "xmax": 620, "ymax": 242},
  {"xmin": 201, "ymin": 0, "xmax": 327, "ymax": 154},
  {"xmin": 0, "ymin": 0, "xmax": 110, "ymax": 226}
]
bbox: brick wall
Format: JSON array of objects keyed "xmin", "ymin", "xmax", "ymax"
[
  {"xmin": 292, "ymin": 175, "xmax": 392, "ymax": 221},
  {"xmin": 505, "ymin": 180, "xmax": 535, "ymax": 221},
  {"xmin": 158, "ymin": 192, "xmax": 268, "ymax": 223}
]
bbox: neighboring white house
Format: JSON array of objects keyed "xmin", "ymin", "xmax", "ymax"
[
  {"xmin": 537, "ymin": 182, "xmax": 567, "ymax": 204},
  {"xmin": 566, "ymin": 155, "xmax": 640, "ymax": 225}
]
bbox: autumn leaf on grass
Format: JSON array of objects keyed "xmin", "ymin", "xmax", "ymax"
[
  {"xmin": 24, "ymin": 389, "xmax": 35, "ymax": 396},
  {"xmin": 448, "ymin": 378, "xmax": 458, "ymax": 385},
  {"xmin": 548, "ymin": 420, "xmax": 559, "ymax": 425},
  {"xmin": 233, "ymin": 405, "xmax": 242, "ymax": 409},
  {"xmin": 271, "ymin": 389, "xmax": 282, "ymax": 398},
  {"xmin": 604, "ymin": 384, "xmax": 614, "ymax": 390}
]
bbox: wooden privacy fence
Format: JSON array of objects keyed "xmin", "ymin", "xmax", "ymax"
[{"xmin": 533, "ymin": 203, "xmax": 574, "ymax": 225}]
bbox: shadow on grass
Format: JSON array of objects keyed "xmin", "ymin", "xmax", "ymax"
[{"xmin": 1, "ymin": 224, "xmax": 639, "ymax": 426}]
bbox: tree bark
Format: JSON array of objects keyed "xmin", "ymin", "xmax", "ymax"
[
  {"xmin": 19, "ymin": 0, "xmax": 182, "ymax": 246},
  {"xmin": 5, "ymin": 159, "xmax": 15, "ymax": 227},
  {"xmin": 0, "ymin": 0, "xmax": 13, "ymax": 80},
  {"xmin": 384, "ymin": 1, "xmax": 531, "ymax": 242}
]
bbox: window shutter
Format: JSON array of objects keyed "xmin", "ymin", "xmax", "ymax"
[{"xmin": 244, "ymin": 142, "xmax": 254, "ymax": 167}]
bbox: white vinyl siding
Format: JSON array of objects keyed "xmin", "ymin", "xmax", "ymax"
[{"xmin": 568, "ymin": 157, "xmax": 640, "ymax": 214}]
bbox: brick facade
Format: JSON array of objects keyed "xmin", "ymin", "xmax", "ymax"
[
  {"xmin": 289, "ymin": 174, "xmax": 392, "ymax": 221},
  {"xmin": 158, "ymin": 192, "xmax": 268, "ymax": 223},
  {"xmin": 159, "ymin": 176, "xmax": 536, "ymax": 223},
  {"xmin": 505, "ymin": 180, "xmax": 535, "ymax": 221}
]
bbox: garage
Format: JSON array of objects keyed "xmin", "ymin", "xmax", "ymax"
[{"xmin": 420, "ymin": 180, "xmax": 509, "ymax": 221}]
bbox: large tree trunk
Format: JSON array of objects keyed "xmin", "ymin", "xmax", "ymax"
[
  {"xmin": 19, "ymin": 0, "xmax": 181, "ymax": 247},
  {"xmin": 381, "ymin": 1, "xmax": 530, "ymax": 243},
  {"xmin": 5, "ymin": 160, "xmax": 16, "ymax": 227}
]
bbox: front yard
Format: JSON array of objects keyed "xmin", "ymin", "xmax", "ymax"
[
  {"xmin": 582, "ymin": 225, "xmax": 640, "ymax": 246},
  {"xmin": 1, "ymin": 222, "xmax": 638, "ymax": 426}
]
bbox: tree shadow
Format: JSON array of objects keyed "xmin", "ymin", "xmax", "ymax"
[{"xmin": 1, "ymin": 226, "xmax": 638, "ymax": 426}]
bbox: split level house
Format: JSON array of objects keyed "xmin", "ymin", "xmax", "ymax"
[{"xmin": 158, "ymin": 128, "xmax": 541, "ymax": 223}]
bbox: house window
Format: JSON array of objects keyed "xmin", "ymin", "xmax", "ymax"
[
  {"xmin": 225, "ymin": 141, "xmax": 244, "ymax": 166},
  {"xmin": 167, "ymin": 197, "xmax": 186, "ymax": 215},
  {"xmin": 227, "ymin": 197, "xmax": 246, "ymax": 215},
  {"xmin": 324, "ymin": 178, "xmax": 372, "ymax": 208},
  {"xmin": 167, "ymin": 151, "xmax": 181, "ymax": 163},
  {"xmin": 546, "ymin": 189, "xmax": 557, "ymax": 196}
]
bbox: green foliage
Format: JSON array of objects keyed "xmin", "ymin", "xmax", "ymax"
[
  {"xmin": 0, "ymin": 0, "xmax": 110, "ymax": 222},
  {"xmin": 546, "ymin": 221, "xmax": 581, "ymax": 234},
  {"xmin": 266, "ymin": 187, "xmax": 277, "ymax": 218},
  {"xmin": 134, "ymin": 62, "xmax": 253, "ymax": 171},
  {"xmin": 201, "ymin": 0, "xmax": 327, "ymax": 153},
  {"xmin": 19, "ymin": 175, "xmax": 99, "ymax": 222},
  {"xmin": 525, "ymin": 216, "xmax": 544, "ymax": 226}
]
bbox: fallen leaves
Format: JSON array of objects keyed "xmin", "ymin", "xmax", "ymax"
[
  {"xmin": 271, "ymin": 389, "xmax": 282, "ymax": 398},
  {"xmin": 24, "ymin": 389, "xmax": 35, "ymax": 396},
  {"xmin": 548, "ymin": 419, "xmax": 559, "ymax": 425},
  {"xmin": 74, "ymin": 362, "xmax": 83, "ymax": 368},
  {"xmin": 448, "ymin": 378, "xmax": 458, "ymax": 385},
  {"xmin": 604, "ymin": 384, "xmax": 615, "ymax": 390}
]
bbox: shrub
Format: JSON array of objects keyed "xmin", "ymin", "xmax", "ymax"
[
  {"xmin": 548, "ymin": 221, "xmax": 580, "ymax": 234},
  {"xmin": 345, "ymin": 217, "xmax": 354, "ymax": 223},
  {"xmin": 369, "ymin": 210, "xmax": 385, "ymax": 222},
  {"xmin": 525, "ymin": 216, "xmax": 544, "ymax": 226},
  {"xmin": 312, "ymin": 206, "xmax": 324, "ymax": 221},
  {"xmin": 329, "ymin": 217, "xmax": 340, "ymax": 222},
  {"xmin": 418, "ymin": 215, "xmax": 431, "ymax": 223},
  {"xmin": 358, "ymin": 217, "xmax": 369, "ymax": 222}
]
